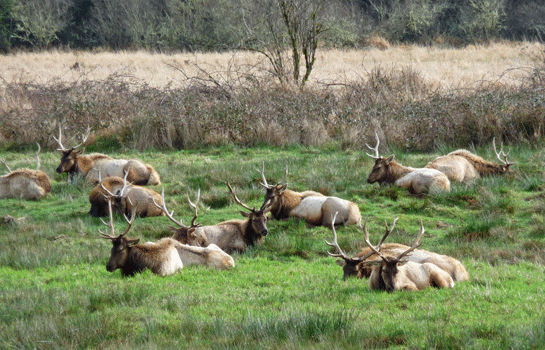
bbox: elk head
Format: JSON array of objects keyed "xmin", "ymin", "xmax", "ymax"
[
  {"xmin": 259, "ymin": 162, "xmax": 288, "ymax": 205},
  {"xmin": 54, "ymin": 125, "xmax": 90, "ymax": 174},
  {"xmin": 99, "ymin": 198, "xmax": 138, "ymax": 273},
  {"xmin": 493, "ymin": 138, "xmax": 516, "ymax": 174},
  {"xmin": 152, "ymin": 189, "xmax": 206, "ymax": 246},
  {"xmin": 365, "ymin": 132, "xmax": 395, "ymax": 185},
  {"xmin": 227, "ymin": 181, "xmax": 271, "ymax": 241},
  {"xmin": 360, "ymin": 220, "xmax": 424, "ymax": 292},
  {"xmin": 326, "ymin": 213, "xmax": 398, "ymax": 280}
]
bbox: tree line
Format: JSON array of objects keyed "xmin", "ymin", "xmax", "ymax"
[{"xmin": 0, "ymin": 0, "xmax": 543, "ymax": 53}]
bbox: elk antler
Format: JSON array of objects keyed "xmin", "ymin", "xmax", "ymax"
[
  {"xmin": 99, "ymin": 197, "xmax": 136, "ymax": 239},
  {"xmin": 54, "ymin": 125, "xmax": 91, "ymax": 151},
  {"xmin": 99, "ymin": 169, "xmax": 132, "ymax": 199},
  {"xmin": 35, "ymin": 143, "xmax": 41, "ymax": 170},
  {"xmin": 259, "ymin": 162, "xmax": 289, "ymax": 189},
  {"xmin": 187, "ymin": 189, "xmax": 201, "ymax": 227},
  {"xmin": 1, "ymin": 158, "xmax": 12, "ymax": 173},
  {"xmin": 363, "ymin": 219, "xmax": 389, "ymax": 262},
  {"xmin": 259, "ymin": 161, "xmax": 273, "ymax": 189},
  {"xmin": 395, "ymin": 219, "xmax": 425, "ymax": 262},
  {"xmin": 358, "ymin": 217, "xmax": 398, "ymax": 260},
  {"xmin": 325, "ymin": 212, "xmax": 352, "ymax": 260},
  {"xmin": 227, "ymin": 181, "xmax": 254, "ymax": 212},
  {"xmin": 150, "ymin": 188, "xmax": 188, "ymax": 228},
  {"xmin": 366, "ymin": 131, "xmax": 381, "ymax": 159},
  {"xmin": 492, "ymin": 137, "xmax": 516, "ymax": 167}
]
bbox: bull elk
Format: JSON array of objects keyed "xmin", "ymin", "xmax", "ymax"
[
  {"xmin": 157, "ymin": 183, "xmax": 272, "ymax": 254},
  {"xmin": 326, "ymin": 214, "xmax": 469, "ymax": 282},
  {"xmin": 366, "ymin": 132, "xmax": 450, "ymax": 195},
  {"xmin": 89, "ymin": 172, "xmax": 164, "ymax": 218},
  {"xmin": 54, "ymin": 126, "xmax": 161, "ymax": 185},
  {"xmin": 259, "ymin": 164, "xmax": 361, "ymax": 226},
  {"xmin": 359, "ymin": 220, "xmax": 456, "ymax": 291},
  {"xmin": 100, "ymin": 200, "xmax": 234, "ymax": 277},
  {"xmin": 425, "ymin": 138, "xmax": 516, "ymax": 183},
  {"xmin": 0, "ymin": 144, "xmax": 52, "ymax": 200}
]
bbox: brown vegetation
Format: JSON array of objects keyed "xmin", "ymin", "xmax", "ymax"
[{"xmin": 0, "ymin": 44, "xmax": 543, "ymax": 151}]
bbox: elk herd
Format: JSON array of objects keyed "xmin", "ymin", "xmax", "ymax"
[{"xmin": 1, "ymin": 127, "xmax": 517, "ymax": 293}]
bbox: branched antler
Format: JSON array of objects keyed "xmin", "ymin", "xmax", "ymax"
[{"xmin": 366, "ymin": 131, "xmax": 381, "ymax": 159}]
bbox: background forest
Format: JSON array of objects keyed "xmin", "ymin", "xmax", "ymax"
[{"xmin": 0, "ymin": 0, "xmax": 544, "ymax": 53}]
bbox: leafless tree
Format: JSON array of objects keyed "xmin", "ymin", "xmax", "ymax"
[
  {"xmin": 11, "ymin": 0, "xmax": 73, "ymax": 48},
  {"xmin": 239, "ymin": 0, "xmax": 328, "ymax": 87}
]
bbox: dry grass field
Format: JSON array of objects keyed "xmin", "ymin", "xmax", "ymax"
[{"xmin": 0, "ymin": 41, "xmax": 541, "ymax": 90}]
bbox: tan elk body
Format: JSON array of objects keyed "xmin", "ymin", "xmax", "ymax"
[
  {"xmin": 366, "ymin": 133, "xmax": 450, "ymax": 195},
  {"xmin": 425, "ymin": 139, "xmax": 515, "ymax": 183},
  {"xmin": 326, "ymin": 216, "xmax": 468, "ymax": 282},
  {"xmin": 0, "ymin": 145, "xmax": 52, "ymax": 200},
  {"xmin": 156, "ymin": 184, "xmax": 272, "ymax": 254},
  {"xmin": 89, "ymin": 174, "xmax": 164, "ymax": 218},
  {"xmin": 260, "ymin": 165, "xmax": 361, "ymax": 226},
  {"xmin": 54, "ymin": 127, "xmax": 161, "ymax": 185}
]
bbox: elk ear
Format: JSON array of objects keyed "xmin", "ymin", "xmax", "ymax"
[
  {"xmin": 127, "ymin": 238, "xmax": 140, "ymax": 246},
  {"xmin": 335, "ymin": 259, "xmax": 346, "ymax": 267},
  {"xmin": 385, "ymin": 155, "xmax": 395, "ymax": 163},
  {"xmin": 240, "ymin": 211, "xmax": 251, "ymax": 218},
  {"xmin": 397, "ymin": 259, "xmax": 410, "ymax": 266},
  {"xmin": 168, "ymin": 225, "xmax": 180, "ymax": 235},
  {"xmin": 277, "ymin": 184, "xmax": 287, "ymax": 193}
]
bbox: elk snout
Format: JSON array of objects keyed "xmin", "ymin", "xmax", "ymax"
[{"xmin": 106, "ymin": 263, "xmax": 116, "ymax": 272}]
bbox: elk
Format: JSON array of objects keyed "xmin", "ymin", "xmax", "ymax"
[
  {"xmin": 259, "ymin": 164, "xmax": 361, "ymax": 226},
  {"xmin": 100, "ymin": 200, "xmax": 234, "ymax": 276},
  {"xmin": 54, "ymin": 126, "xmax": 161, "ymax": 185},
  {"xmin": 89, "ymin": 172, "xmax": 165, "ymax": 218},
  {"xmin": 366, "ymin": 133, "xmax": 450, "ymax": 195},
  {"xmin": 150, "ymin": 189, "xmax": 235, "ymax": 270},
  {"xmin": 0, "ymin": 144, "xmax": 52, "ymax": 200},
  {"xmin": 425, "ymin": 138, "xmax": 516, "ymax": 183},
  {"xmin": 326, "ymin": 214, "xmax": 469, "ymax": 282},
  {"xmin": 158, "ymin": 183, "xmax": 272, "ymax": 254},
  {"xmin": 100, "ymin": 200, "xmax": 183, "ymax": 277},
  {"xmin": 359, "ymin": 220, "xmax": 456, "ymax": 291}
]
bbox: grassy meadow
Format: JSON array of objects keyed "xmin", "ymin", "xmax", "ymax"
[
  {"xmin": 1, "ymin": 143, "xmax": 544, "ymax": 349},
  {"xmin": 1, "ymin": 42, "xmax": 545, "ymax": 348}
]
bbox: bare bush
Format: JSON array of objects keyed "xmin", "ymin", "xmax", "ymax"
[{"xmin": 0, "ymin": 58, "xmax": 543, "ymax": 151}]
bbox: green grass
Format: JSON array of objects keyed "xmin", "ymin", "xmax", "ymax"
[{"xmin": 1, "ymin": 144, "xmax": 544, "ymax": 349}]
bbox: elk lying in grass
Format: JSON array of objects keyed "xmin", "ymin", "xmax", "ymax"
[
  {"xmin": 0, "ymin": 144, "xmax": 51, "ymax": 200},
  {"xmin": 360, "ymin": 220, "xmax": 456, "ymax": 291},
  {"xmin": 54, "ymin": 126, "xmax": 161, "ymax": 185},
  {"xmin": 89, "ymin": 172, "xmax": 164, "ymax": 218},
  {"xmin": 366, "ymin": 133, "xmax": 450, "ymax": 195},
  {"xmin": 326, "ymin": 214, "xmax": 469, "ymax": 282},
  {"xmin": 425, "ymin": 138, "xmax": 516, "ymax": 183},
  {"xmin": 100, "ymin": 201, "xmax": 183, "ymax": 277},
  {"xmin": 100, "ymin": 200, "xmax": 234, "ymax": 276},
  {"xmin": 156, "ymin": 183, "xmax": 272, "ymax": 254},
  {"xmin": 259, "ymin": 164, "xmax": 361, "ymax": 226}
]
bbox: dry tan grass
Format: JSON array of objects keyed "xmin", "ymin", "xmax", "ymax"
[{"xmin": 0, "ymin": 41, "xmax": 541, "ymax": 90}]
